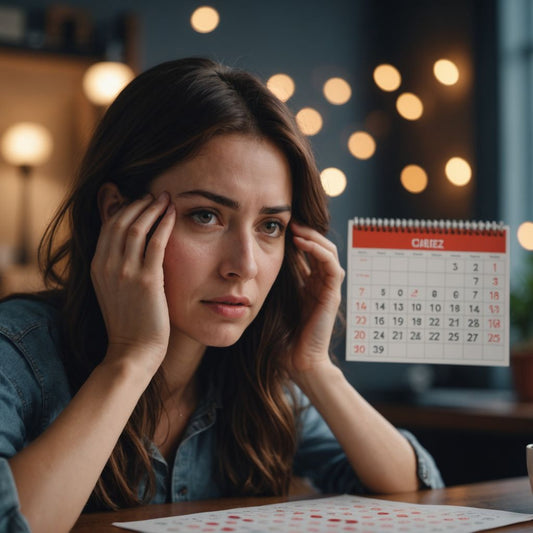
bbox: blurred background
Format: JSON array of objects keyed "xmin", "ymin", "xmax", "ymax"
[{"xmin": 1, "ymin": 0, "xmax": 532, "ymax": 486}]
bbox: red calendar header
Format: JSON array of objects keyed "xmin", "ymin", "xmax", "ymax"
[{"xmin": 352, "ymin": 227, "xmax": 507, "ymax": 253}]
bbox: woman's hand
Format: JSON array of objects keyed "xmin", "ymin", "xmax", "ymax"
[
  {"xmin": 90, "ymin": 192, "xmax": 176, "ymax": 376},
  {"xmin": 287, "ymin": 222, "xmax": 345, "ymax": 380}
]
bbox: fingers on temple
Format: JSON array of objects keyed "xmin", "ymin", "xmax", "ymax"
[
  {"xmin": 94, "ymin": 193, "xmax": 173, "ymax": 269},
  {"xmin": 290, "ymin": 223, "xmax": 339, "ymax": 260},
  {"xmin": 122, "ymin": 193, "xmax": 172, "ymax": 263},
  {"xmin": 293, "ymin": 234, "xmax": 345, "ymax": 282},
  {"xmin": 144, "ymin": 203, "xmax": 176, "ymax": 270}
]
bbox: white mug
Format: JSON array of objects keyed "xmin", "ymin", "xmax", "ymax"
[{"xmin": 527, "ymin": 444, "xmax": 533, "ymax": 491}]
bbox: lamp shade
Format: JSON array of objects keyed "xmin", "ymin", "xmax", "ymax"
[
  {"xmin": 1, "ymin": 122, "xmax": 53, "ymax": 167},
  {"xmin": 83, "ymin": 61, "xmax": 135, "ymax": 106}
]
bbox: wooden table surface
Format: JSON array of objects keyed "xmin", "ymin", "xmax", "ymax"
[{"xmin": 72, "ymin": 476, "xmax": 533, "ymax": 532}]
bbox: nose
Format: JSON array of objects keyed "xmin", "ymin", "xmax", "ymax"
[{"xmin": 219, "ymin": 230, "xmax": 259, "ymax": 281}]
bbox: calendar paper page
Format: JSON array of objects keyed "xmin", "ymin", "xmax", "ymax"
[
  {"xmin": 346, "ymin": 219, "xmax": 510, "ymax": 365},
  {"xmin": 113, "ymin": 494, "xmax": 533, "ymax": 532}
]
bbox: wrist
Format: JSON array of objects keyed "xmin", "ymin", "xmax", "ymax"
[
  {"xmin": 291, "ymin": 359, "xmax": 344, "ymax": 396},
  {"xmin": 99, "ymin": 345, "xmax": 163, "ymax": 388}
]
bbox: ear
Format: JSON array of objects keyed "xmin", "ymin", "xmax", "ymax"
[{"xmin": 97, "ymin": 183, "xmax": 127, "ymax": 223}]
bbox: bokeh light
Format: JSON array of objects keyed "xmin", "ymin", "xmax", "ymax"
[
  {"xmin": 267, "ymin": 73, "xmax": 295, "ymax": 102},
  {"xmin": 323, "ymin": 77, "xmax": 352, "ymax": 105},
  {"xmin": 517, "ymin": 222, "xmax": 533, "ymax": 250},
  {"xmin": 445, "ymin": 157, "xmax": 472, "ymax": 186},
  {"xmin": 433, "ymin": 59, "xmax": 460, "ymax": 86},
  {"xmin": 348, "ymin": 131, "xmax": 376, "ymax": 160},
  {"xmin": 400, "ymin": 165, "xmax": 428, "ymax": 193},
  {"xmin": 190, "ymin": 6, "xmax": 220, "ymax": 33},
  {"xmin": 320, "ymin": 167, "xmax": 347, "ymax": 197},
  {"xmin": 396, "ymin": 93, "xmax": 424, "ymax": 120},
  {"xmin": 373, "ymin": 64, "xmax": 402, "ymax": 92},
  {"xmin": 296, "ymin": 107, "xmax": 323, "ymax": 136}
]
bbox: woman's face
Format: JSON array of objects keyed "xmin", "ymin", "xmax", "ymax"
[{"xmin": 149, "ymin": 133, "xmax": 292, "ymax": 349}]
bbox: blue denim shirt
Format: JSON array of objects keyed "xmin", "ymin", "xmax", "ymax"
[{"xmin": 0, "ymin": 297, "xmax": 443, "ymax": 531}]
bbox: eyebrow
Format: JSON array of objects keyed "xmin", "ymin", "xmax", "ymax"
[{"xmin": 176, "ymin": 189, "xmax": 291, "ymax": 215}]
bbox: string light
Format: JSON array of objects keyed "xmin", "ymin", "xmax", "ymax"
[
  {"xmin": 323, "ymin": 77, "xmax": 352, "ymax": 105},
  {"xmin": 434, "ymin": 59, "xmax": 459, "ymax": 86},
  {"xmin": 267, "ymin": 73, "xmax": 295, "ymax": 102},
  {"xmin": 320, "ymin": 167, "xmax": 347, "ymax": 197},
  {"xmin": 400, "ymin": 165, "xmax": 428, "ymax": 193},
  {"xmin": 296, "ymin": 107, "xmax": 323, "ymax": 136},
  {"xmin": 396, "ymin": 93, "xmax": 423, "ymax": 120},
  {"xmin": 190, "ymin": 6, "xmax": 220, "ymax": 33},
  {"xmin": 348, "ymin": 131, "xmax": 376, "ymax": 160},
  {"xmin": 373, "ymin": 64, "xmax": 402, "ymax": 92},
  {"xmin": 517, "ymin": 222, "xmax": 533, "ymax": 250},
  {"xmin": 445, "ymin": 157, "xmax": 472, "ymax": 186}
]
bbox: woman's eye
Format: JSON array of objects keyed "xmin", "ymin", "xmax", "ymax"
[
  {"xmin": 190, "ymin": 210, "xmax": 218, "ymax": 225},
  {"xmin": 262, "ymin": 220, "xmax": 285, "ymax": 237}
]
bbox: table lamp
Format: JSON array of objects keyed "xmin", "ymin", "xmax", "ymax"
[
  {"xmin": 82, "ymin": 61, "xmax": 134, "ymax": 106},
  {"xmin": 0, "ymin": 122, "xmax": 53, "ymax": 264}
]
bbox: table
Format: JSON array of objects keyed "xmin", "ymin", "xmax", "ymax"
[{"xmin": 72, "ymin": 476, "xmax": 533, "ymax": 532}]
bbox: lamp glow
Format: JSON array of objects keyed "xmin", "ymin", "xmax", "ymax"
[
  {"xmin": 83, "ymin": 61, "xmax": 135, "ymax": 106},
  {"xmin": 1, "ymin": 122, "xmax": 53, "ymax": 167}
]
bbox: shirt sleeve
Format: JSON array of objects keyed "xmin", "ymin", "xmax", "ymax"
[
  {"xmin": 0, "ymin": 334, "xmax": 41, "ymax": 531},
  {"xmin": 0, "ymin": 459, "xmax": 31, "ymax": 533},
  {"xmin": 292, "ymin": 396, "xmax": 444, "ymax": 494}
]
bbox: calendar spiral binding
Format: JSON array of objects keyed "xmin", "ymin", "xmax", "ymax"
[{"xmin": 352, "ymin": 217, "xmax": 506, "ymax": 235}]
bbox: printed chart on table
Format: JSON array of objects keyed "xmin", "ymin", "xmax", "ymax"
[
  {"xmin": 346, "ymin": 219, "xmax": 510, "ymax": 366},
  {"xmin": 113, "ymin": 494, "xmax": 533, "ymax": 533}
]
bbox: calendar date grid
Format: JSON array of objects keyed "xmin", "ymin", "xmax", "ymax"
[{"xmin": 347, "ymin": 250, "xmax": 507, "ymax": 364}]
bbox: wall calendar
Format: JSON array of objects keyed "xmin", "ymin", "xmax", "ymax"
[{"xmin": 346, "ymin": 218, "xmax": 509, "ymax": 366}]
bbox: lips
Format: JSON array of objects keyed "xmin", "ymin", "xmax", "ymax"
[
  {"xmin": 201, "ymin": 295, "xmax": 252, "ymax": 319},
  {"xmin": 203, "ymin": 296, "xmax": 251, "ymax": 306}
]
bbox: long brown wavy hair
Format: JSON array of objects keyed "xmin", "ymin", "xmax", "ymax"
[{"xmin": 39, "ymin": 57, "xmax": 330, "ymax": 509}]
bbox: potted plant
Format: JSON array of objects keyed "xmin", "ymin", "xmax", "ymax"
[{"xmin": 510, "ymin": 253, "xmax": 533, "ymax": 401}]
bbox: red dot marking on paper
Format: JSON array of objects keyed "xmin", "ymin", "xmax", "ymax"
[
  {"xmin": 328, "ymin": 518, "xmax": 341, "ymax": 522},
  {"xmin": 397, "ymin": 514, "xmax": 408, "ymax": 518},
  {"xmin": 205, "ymin": 523, "xmax": 218, "ymax": 526},
  {"xmin": 345, "ymin": 519, "xmax": 359, "ymax": 524},
  {"xmin": 227, "ymin": 515, "xmax": 240, "ymax": 519},
  {"xmin": 378, "ymin": 512, "xmax": 389, "ymax": 515},
  {"xmin": 242, "ymin": 518, "xmax": 253, "ymax": 522},
  {"xmin": 310, "ymin": 515, "xmax": 323, "ymax": 519}
]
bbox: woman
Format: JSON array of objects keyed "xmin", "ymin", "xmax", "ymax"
[{"xmin": 0, "ymin": 57, "xmax": 442, "ymax": 533}]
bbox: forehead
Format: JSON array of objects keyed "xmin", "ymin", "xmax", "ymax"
[{"xmin": 154, "ymin": 134, "xmax": 292, "ymax": 203}]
